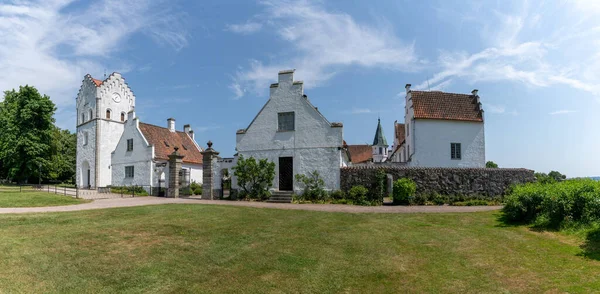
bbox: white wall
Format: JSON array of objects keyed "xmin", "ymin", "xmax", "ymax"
[
  {"xmin": 111, "ymin": 115, "xmax": 154, "ymax": 187},
  {"xmin": 76, "ymin": 77, "xmax": 98, "ymax": 188},
  {"xmin": 235, "ymin": 71, "xmax": 344, "ymax": 193},
  {"xmin": 183, "ymin": 163, "xmax": 203, "ymax": 185},
  {"xmin": 410, "ymin": 119, "xmax": 485, "ymax": 167}
]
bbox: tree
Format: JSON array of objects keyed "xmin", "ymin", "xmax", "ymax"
[
  {"xmin": 233, "ymin": 155, "xmax": 275, "ymax": 200},
  {"xmin": 548, "ymin": 170, "xmax": 567, "ymax": 182},
  {"xmin": 486, "ymin": 161, "xmax": 499, "ymax": 168},
  {"xmin": 0, "ymin": 86, "xmax": 56, "ymax": 183},
  {"xmin": 295, "ymin": 171, "xmax": 326, "ymax": 201},
  {"xmin": 47, "ymin": 127, "xmax": 76, "ymax": 183}
]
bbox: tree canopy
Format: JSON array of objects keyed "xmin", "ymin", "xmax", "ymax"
[
  {"xmin": 485, "ymin": 161, "xmax": 499, "ymax": 168},
  {"xmin": 0, "ymin": 85, "xmax": 76, "ymax": 184}
]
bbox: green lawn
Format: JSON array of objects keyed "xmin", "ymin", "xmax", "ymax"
[
  {"xmin": 0, "ymin": 191, "xmax": 89, "ymax": 207},
  {"xmin": 0, "ymin": 205, "xmax": 598, "ymax": 293}
]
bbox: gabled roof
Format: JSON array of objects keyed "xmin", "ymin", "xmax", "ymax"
[
  {"xmin": 411, "ymin": 91, "xmax": 483, "ymax": 122},
  {"xmin": 372, "ymin": 118, "xmax": 388, "ymax": 146},
  {"xmin": 138, "ymin": 123, "xmax": 203, "ymax": 164},
  {"xmin": 395, "ymin": 122, "xmax": 405, "ymax": 144},
  {"xmin": 346, "ymin": 145, "xmax": 372, "ymax": 164}
]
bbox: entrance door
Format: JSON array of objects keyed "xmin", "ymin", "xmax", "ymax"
[
  {"xmin": 278, "ymin": 157, "xmax": 293, "ymax": 191},
  {"xmin": 86, "ymin": 169, "xmax": 91, "ymax": 189}
]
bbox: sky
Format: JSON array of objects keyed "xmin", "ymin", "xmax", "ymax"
[{"xmin": 1, "ymin": 0, "xmax": 600, "ymax": 177}]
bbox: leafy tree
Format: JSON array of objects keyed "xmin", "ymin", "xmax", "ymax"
[
  {"xmin": 47, "ymin": 127, "xmax": 76, "ymax": 183},
  {"xmin": 0, "ymin": 86, "xmax": 56, "ymax": 183},
  {"xmin": 548, "ymin": 170, "xmax": 567, "ymax": 182},
  {"xmin": 486, "ymin": 161, "xmax": 499, "ymax": 168},
  {"xmin": 233, "ymin": 155, "xmax": 275, "ymax": 200}
]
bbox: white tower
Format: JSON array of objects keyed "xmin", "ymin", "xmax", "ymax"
[
  {"xmin": 75, "ymin": 73, "xmax": 135, "ymax": 188},
  {"xmin": 372, "ymin": 118, "xmax": 389, "ymax": 163}
]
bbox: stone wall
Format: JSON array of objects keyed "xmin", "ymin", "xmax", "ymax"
[{"xmin": 340, "ymin": 166, "xmax": 535, "ymax": 197}]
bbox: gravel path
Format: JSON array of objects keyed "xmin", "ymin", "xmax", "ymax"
[{"xmin": 0, "ymin": 196, "xmax": 502, "ymax": 214}]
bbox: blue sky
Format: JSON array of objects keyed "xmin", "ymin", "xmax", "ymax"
[{"xmin": 1, "ymin": 0, "xmax": 600, "ymax": 177}]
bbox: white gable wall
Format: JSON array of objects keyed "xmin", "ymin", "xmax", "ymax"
[
  {"xmin": 409, "ymin": 119, "xmax": 485, "ymax": 167},
  {"xmin": 236, "ymin": 71, "xmax": 344, "ymax": 192},
  {"xmin": 111, "ymin": 114, "xmax": 153, "ymax": 187}
]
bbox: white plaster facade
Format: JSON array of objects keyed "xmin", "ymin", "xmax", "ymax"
[
  {"xmin": 76, "ymin": 73, "xmax": 134, "ymax": 188},
  {"xmin": 234, "ymin": 70, "xmax": 344, "ymax": 193}
]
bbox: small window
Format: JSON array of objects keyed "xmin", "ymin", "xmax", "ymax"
[
  {"xmin": 125, "ymin": 166, "xmax": 134, "ymax": 178},
  {"xmin": 451, "ymin": 143, "xmax": 462, "ymax": 160},
  {"xmin": 89, "ymin": 109, "xmax": 93, "ymax": 120},
  {"xmin": 121, "ymin": 112, "xmax": 125, "ymax": 122},
  {"xmin": 278, "ymin": 112, "xmax": 295, "ymax": 131},
  {"xmin": 127, "ymin": 139, "xmax": 133, "ymax": 151},
  {"xmin": 379, "ymin": 147, "xmax": 382, "ymax": 155},
  {"xmin": 83, "ymin": 132, "xmax": 88, "ymax": 146},
  {"xmin": 106, "ymin": 109, "xmax": 111, "ymax": 119},
  {"xmin": 407, "ymin": 123, "xmax": 409, "ymax": 136}
]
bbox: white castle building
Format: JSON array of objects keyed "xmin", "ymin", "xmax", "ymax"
[{"xmin": 75, "ymin": 73, "xmax": 203, "ymax": 189}]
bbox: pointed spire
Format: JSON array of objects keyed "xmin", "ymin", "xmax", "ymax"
[{"xmin": 372, "ymin": 118, "xmax": 388, "ymax": 146}]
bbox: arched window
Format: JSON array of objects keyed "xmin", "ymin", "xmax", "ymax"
[
  {"xmin": 106, "ymin": 109, "xmax": 111, "ymax": 119},
  {"xmin": 121, "ymin": 112, "xmax": 125, "ymax": 122}
]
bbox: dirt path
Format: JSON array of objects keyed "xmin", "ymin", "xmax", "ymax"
[{"xmin": 0, "ymin": 196, "xmax": 502, "ymax": 214}]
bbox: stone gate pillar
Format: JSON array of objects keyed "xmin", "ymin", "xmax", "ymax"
[
  {"xmin": 201, "ymin": 141, "xmax": 220, "ymax": 200},
  {"xmin": 168, "ymin": 147, "xmax": 185, "ymax": 198}
]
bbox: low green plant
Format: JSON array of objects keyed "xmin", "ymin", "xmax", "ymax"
[
  {"xmin": 452, "ymin": 200, "xmax": 492, "ymax": 206},
  {"xmin": 392, "ymin": 178, "xmax": 416, "ymax": 205},
  {"xmin": 295, "ymin": 171, "xmax": 328, "ymax": 202},
  {"xmin": 190, "ymin": 181, "xmax": 202, "ymax": 195},
  {"xmin": 109, "ymin": 186, "xmax": 149, "ymax": 196},
  {"xmin": 329, "ymin": 190, "xmax": 345, "ymax": 200},
  {"xmin": 348, "ymin": 185, "xmax": 369, "ymax": 205}
]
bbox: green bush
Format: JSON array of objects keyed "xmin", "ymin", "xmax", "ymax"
[
  {"xmin": 348, "ymin": 185, "xmax": 369, "ymax": 205},
  {"xmin": 452, "ymin": 200, "xmax": 491, "ymax": 206},
  {"xmin": 190, "ymin": 181, "xmax": 202, "ymax": 195},
  {"xmin": 329, "ymin": 190, "xmax": 345, "ymax": 200},
  {"xmin": 392, "ymin": 178, "xmax": 416, "ymax": 205},
  {"xmin": 109, "ymin": 186, "xmax": 149, "ymax": 196},
  {"xmin": 295, "ymin": 171, "xmax": 328, "ymax": 202},
  {"xmin": 503, "ymin": 179, "xmax": 600, "ymax": 228},
  {"xmin": 233, "ymin": 155, "xmax": 275, "ymax": 201}
]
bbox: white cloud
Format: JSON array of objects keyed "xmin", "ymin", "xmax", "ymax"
[
  {"xmin": 549, "ymin": 110, "xmax": 577, "ymax": 115},
  {"xmin": 226, "ymin": 22, "xmax": 263, "ymax": 34},
  {"xmin": 486, "ymin": 104, "xmax": 506, "ymax": 114},
  {"xmin": 0, "ymin": 0, "xmax": 188, "ymax": 129},
  {"xmin": 349, "ymin": 108, "xmax": 372, "ymax": 114},
  {"xmin": 229, "ymin": 83, "xmax": 244, "ymax": 100},
  {"xmin": 231, "ymin": 0, "xmax": 419, "ymax": 97},
  {"xmin": 416, "ymin": 1, "xmax": 600, "ymax": 98}
]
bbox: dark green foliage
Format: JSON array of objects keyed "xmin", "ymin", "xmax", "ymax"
[
  {"xmin": 372, "ymin": 169, "xmax": 387, "ymax": 204},
  {"xmin": 109, "ymin": 186, "xmax": 149, "ymax": 196},
  {"xmin": 392, "ymin": 178, "xmax": 416, "ymax": 205},
  {"xmin": 190, "ymin": 181, "xmax": 202, "ymax": 195},
  {"xmin": 548, "ymin": 170, "xmax": 567, "ymax": 182},
  {"xmin": 485, "ymin": 161, "xmax": 498, "ymax": 168},
  {"xmin": 0, "ymin": 86, "xmax": 56, "ymax": 183},
  {"xmin": 535, "ymin": 171, "xmax": 567, "ymax": 184},
  {"xmin": 347, "ymin": 185, "xmax": 371, "ymax": 205},
  {"xmin": 295, "ymin": 171, "xmax": 327, "ymax": 201},
  {"xmin": 503, "ymin": 179, "xmax": 600, "ymax": 228},
  {"xmin": 233, "ymin": 155, "xmax": 275, "ymax": 200},
  {"xmin": 47, "ymin": 128, "xmax": 76, "ymax": 183},
  {"xmin": 329, "ymin": 190, "xmax": 345, "ymax": 200},
  {"xmin": 452, "ymin": 200, "xmax": 492, "ymax": 206}
]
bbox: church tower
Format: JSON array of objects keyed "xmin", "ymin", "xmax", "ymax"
[
  {"xmin": 372, "ymin": 118, "xmax": 389, "ymax": 163},
  {"xmin": 75, "ymin": 73, "xmax": 135, "ymax": 188}
]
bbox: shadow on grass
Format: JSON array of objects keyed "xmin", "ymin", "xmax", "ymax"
[
  {"xmin": 579, "ymin": 227, "xmax": 600, "ymax": 261},
  {"xmin": 494, "ymin": 211, "xmax": 527, "ymax": 228}
]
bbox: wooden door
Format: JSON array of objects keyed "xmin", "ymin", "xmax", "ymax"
[{"xmin": 278, "ymin": 157, "xmax": 293, "ymax": 191}]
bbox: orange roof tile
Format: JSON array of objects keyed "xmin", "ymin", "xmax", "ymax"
[
  {"xmin": 91, "ymin": 78, "xmax": 103, "ymax": 87},
  {"xmin": 347, "ymin": 145, "xmax": 372, "ymax": 164},
  {"xmin": 411, "ymin": 91, "xmax": 483, "ymax": 122},
  {"xmin": 394, "ymin": 122, "xmax": 405, "ymax": 145},
  {"xmin": 138, "ymin": 123, "xmax": 203, "ymax": 164}
]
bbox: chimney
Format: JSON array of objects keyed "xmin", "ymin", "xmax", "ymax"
[
  {"xmin": 127, "ymin": 110, "xmax": 135, "ymax": 121},
  {"xmin": 471, "ymin": 89, "xmax": 478, "ymax": 96},
  {"xmin": 188, "ymin": 130, "xmax": 195, "ymax": 141},
  {"xmin": 278, "ymin": 69, "xmax": 295, "ymax": 84},
  {"xmin": 405, "ymin": 84, "xmax": 411, "ymax": 94},
  {"xmin": 167, "ymin": 118, "xmax": 175, "ymax": 132},
  {"xmin": 183, "ymin": 124, "xmax": 191, "ymax": 133}
]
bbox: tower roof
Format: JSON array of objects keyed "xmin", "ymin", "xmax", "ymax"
[{"xmin": 372, "ymin": 118, "xmax": 388, "ymax": 146}]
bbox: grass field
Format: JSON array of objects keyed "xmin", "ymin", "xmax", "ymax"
[
  {"xmin": 0, "ymin": 191, "xmax": 89, "ymax": 207},
  {"xmin": 0, "ymin": 205, "xmax": 598, "ymax": 293}
]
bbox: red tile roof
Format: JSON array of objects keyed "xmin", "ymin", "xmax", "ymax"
[
  {"xmin": 394, "ymin": 122, "xmax": 405, "ymax": 145},
  {"xmin": 91, "ymin": 78, "xmax": 103, "ymax": 87},
  {"xmin": 346, "ymin": 145, "xmax": 372, "ymax": 164},
  {"xmin": 138, "ymin": 123, "xmax": 203, "ymax": 164},
  {"xmin": 411, "ymin": 91, "xmax": 483, "ymax": 122}
]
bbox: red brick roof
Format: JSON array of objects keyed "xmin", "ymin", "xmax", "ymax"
[
  {"xmin": 411, "ymin": 91, "xmax": 483, "ymax": 122},
  {"xmin": 395, "ymin": 122, "xmax": 405, "ymax": 145},
  {"xmin": 138, "ymin": 123, "xmax": 203, "ymax": 164},
  {"xmin": 91, "ymin": 78, "xmax": 103, "ymax": 87},
  {"xmin": 346, "ymin": 145, "xmax": 372, "ymax": 164}
]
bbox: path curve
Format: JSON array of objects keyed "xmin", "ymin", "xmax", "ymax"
[{"xmin": 0, "ymin": 197, "xmax": 502, "ymax": 214}]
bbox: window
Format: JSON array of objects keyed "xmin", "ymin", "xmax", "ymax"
[
  {"xmin": 407, "ymin": 123, "xmax": 409, "ymax": 136},
  {"xmin": 88, "ymin": 109, "xmax": 93, "ymax": 120},
  {"xmin": 451, "ymin": 143, "xmax": 462, "ymax": 160},
  {"xmin": 121, "ymin": 112, "xmax": 125, "ymax": 122},
  {"xmin": 83, "ymin": 132, "xmax": 88, "ymax": 146},
  {"xmin": 379, "ymin": 147, "xmax": 382, "ymax": 155},
  {"xmin": 106, "ymin": 109, "xmax": 111, "ymax": 119},
  {"xmin": 127, "ymin": 139, "xmax": 133, "ymax": 151},
  {"xmin": 81, "ymin": 113, "xmax": 85, "ymax": 124},
  {"xmin": 278, "ymin": 112, "xmax": 295, "ymax": 131},
  {"xmin": 125, "ymin": 166, "xmax": 134, "ymax": 178}
]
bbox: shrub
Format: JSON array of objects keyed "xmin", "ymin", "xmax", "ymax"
[
  {"xmin": 190, "ymin": 181, "xmax": 202, "ymax": 195},
  {"xmin": 348, "ymin": 185, "xmax": 369, "ymax": 205},
  {"xmin": 503, "ymin": 179, "xmax": 600, "ymax": 228},
  {"xmin": 392, "ymin": 178, "xmax": 416, "ymax": 205},
  {"xmin": 295, "ymin": 171, "xmax": 328, "ymax": 202},
  {"xmin": 329, "ymin": 190, "xmax": 345, "ymax": 200},
  {"xmin": 372, "ymin": 169, "xmax": 387, "ymax": 204},
  {"xmin": 109, "ymin": 186, "xmax": 149, "ymax": 196},
  {"xmin": 453, "ymin": 200, "xmax": 491, "ymax": 206},
  {"xmin": 233, "ymin": 155, "xmax": 275, "ymax": 201}
]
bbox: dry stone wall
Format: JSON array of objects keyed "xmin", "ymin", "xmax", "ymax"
[{"xmin": 341, "ymin": 166, "xmax": 535, "ymax": 197}]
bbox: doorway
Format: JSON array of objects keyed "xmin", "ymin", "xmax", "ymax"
[{"xmin": 278, "ymin": 157, "xmax": 293, "ymax": 191}]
